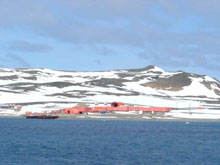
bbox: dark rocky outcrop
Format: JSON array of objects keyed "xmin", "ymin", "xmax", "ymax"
[{"xmin": 143, "ymin": 72, "xmax": 192, "ymax": 91}]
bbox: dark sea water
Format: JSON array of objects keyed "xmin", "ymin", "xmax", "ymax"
[{"xmin": 0, "ymin": 118, "xmax": 220, "ymax": 165}]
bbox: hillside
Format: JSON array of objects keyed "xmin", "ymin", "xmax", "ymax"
[{"xmin": 0, "ymin": 66, "xmax": 220, "ymax": 119}]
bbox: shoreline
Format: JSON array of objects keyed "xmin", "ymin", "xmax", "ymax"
[{"xmin": 1, "ymin": 114, "xmax": 220, "ymax": 122}]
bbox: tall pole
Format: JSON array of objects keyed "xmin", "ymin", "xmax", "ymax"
[{"xmin": 189, "ymin": 102, "xmax": 191, "ymax": 115}]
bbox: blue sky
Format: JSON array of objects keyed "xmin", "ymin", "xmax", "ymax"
[{"xmin": 0, "ymin": 0, "xmax": 220, "ymax": 80}]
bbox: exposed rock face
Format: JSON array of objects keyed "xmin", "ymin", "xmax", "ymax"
[
  {"xmin": 143, "ymin": 73, "xmax": 192, "ymax": 91},
  {"xmin": 127, "ymin": 65, "xmax": 156, "ymax": 72}
]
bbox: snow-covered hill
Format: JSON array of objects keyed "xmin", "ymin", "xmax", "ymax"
[{"xmin": 0, "ymin": 65, "xmax": 220, "ymax": 119}]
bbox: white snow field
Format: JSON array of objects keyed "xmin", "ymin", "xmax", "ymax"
[{"xmin": 0, "ymin": 66, "xmax": 219, "ymax": 119}]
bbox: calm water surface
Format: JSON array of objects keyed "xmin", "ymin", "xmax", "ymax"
[{"xmin": 0, "ymin": 118, "xmax": 220, "ymax": 165}]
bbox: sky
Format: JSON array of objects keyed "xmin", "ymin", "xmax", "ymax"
[{"xmin": 0, "ymin": 0, "xmax": 220, "ymax": 80}]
